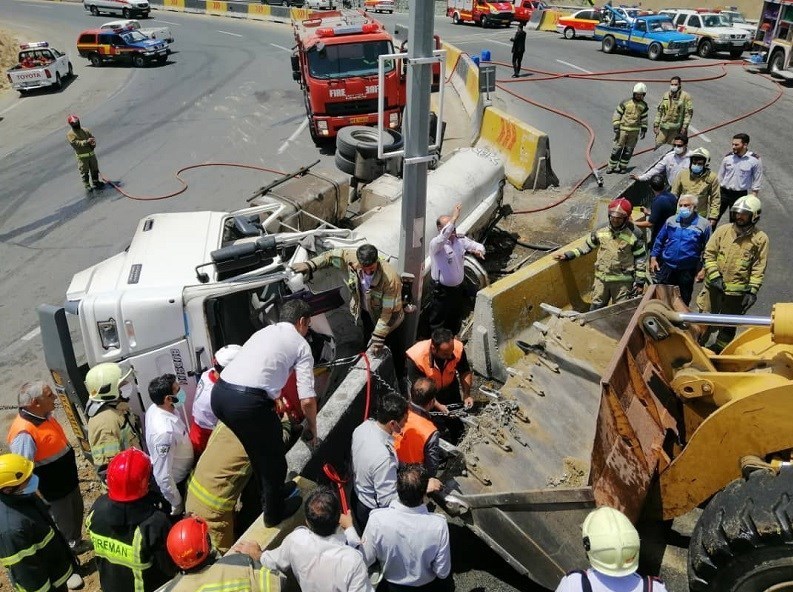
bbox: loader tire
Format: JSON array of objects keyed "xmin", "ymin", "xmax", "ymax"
[{"xmin": 689, "ymin": 465, "xmax": 793, "ymax": 592}]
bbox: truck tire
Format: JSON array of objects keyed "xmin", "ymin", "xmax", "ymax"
[
  {"xmin": 334, "ymin": 151, "xmax": 356, "ymax": 176},
  {"xmin": 54, "ymin": 73, "xmax": 62, "ymax": 90},
  {"xmin": 480, "ymin": 15, "xmax": 488, "ymax": 27},
  {"xmin": 602, "ymin": 35, "xmax": 616, "ymax": 54},
  {"xmin": 689, "ymin": 466, "xmax": 793, "ymax": 592},
  {"xmin": 89, "ymin": 4, "xmax": 99, "ymax": 15},
  {"xmin": 132, "ymin": 55, "xmax": 147, "ymax": 68},
  {"xmin": 648, "ymin": 42, "xmax": 662, "ymax": 61},
  {"xmin": 67, "ymin": 62, "xmax": 74, "ymax": 78},
  {"xmin": 698, "ymin": 39, "xmax": 713, "ymax": 58},
  {"xmin": 336, "ymin": 126, "xmax": 398, "ymax": 160},
  {"xmin": 123, "ymin": 7, "xmax": 130, "ymax": 18},
  {"xmin": 729, "ymin": 47, "xmax": 743, "ymax": 59},
  {"xmin": 452, "ymin": 12, "xmax": 461, "ymax": 24},
  {"xmin": 768, "ymin": 49, "xmax": 785, "ymax": 73},
  {"xmin": 89, "ymin": 53, "xmax": 102, "ymax": 67}
]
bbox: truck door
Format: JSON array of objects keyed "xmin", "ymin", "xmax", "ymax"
[{"xmin": 630, "ymin": 20, "xmax": 648, "ymax": 49}]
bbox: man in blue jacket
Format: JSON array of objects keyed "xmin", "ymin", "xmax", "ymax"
[{"xmin": 649, "ymin": 193, "xmax": 711, "ymax": 305}]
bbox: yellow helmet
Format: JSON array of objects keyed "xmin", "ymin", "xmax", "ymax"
[
  {"xmin": 85, "ymin": 363, "xmax": 133, "ymax": 402},
  {"xmin": 582, "ymin": 506, "xmax": 640, "ymax": 577},
  {"xmin": 0, "ymin": 454, "xmax": 34, "ymax": 489}
]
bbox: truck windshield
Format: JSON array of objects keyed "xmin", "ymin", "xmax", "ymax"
[
  {"xmin": 120, "ymin": 30, "xmax": 149, "ymax": 43},
  {"xmin": 702, "ymin": 15, "xmax": 726, "ymax": 27},
  {"xmin": 648, "ymin": 19, "xmax": 675, "ymax": 32},
  {"xmin": 308, "ymin": 40, "xmax": 395, "ymax": 80}
]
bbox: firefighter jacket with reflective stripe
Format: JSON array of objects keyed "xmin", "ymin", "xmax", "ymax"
[
  {"xmin": 394, "ymin": 409, "xmax": 438, "ymax": 467},
  {"xmin": 186, "ymin": 423, "xmax": 251, "ymax": 515},
  {"xmin": 612, "ymin": 98, "xmax": 648, "ymax": 132},
  {"xmin": 405, "ymin": 339, "xmax": 465, "ymax": 392},
  {"xmin": 671, "ymin": 169, "xmax": 721, "ymax": 221},
  {"xmin": 162, "ymin": 553, "xmax": 286, "ymax": 592},
  {"xmin": 86, "ymin": 494, "xmax": 176, "ymax": 592},
  {"xmin": 7, "ymin": 411, "xmax": 79, "ymax": 501},
  {"xmin": 305, "ymin": 248, "xmax": 403, "ymax": 342},
  {"xmin": 702, "ymin": 223, "xmax": 769, "ymax": 295},
  {"xmin": 87, "ymin": 402, "xmax": 142, "ymax": 473},
  {"xmin": 568, "ymin": 224, "xmax": 647, "ymax": 283},
  {"xmin": 0, "ymin": 491, "xmax": 76, "ymax": 592},
  {"xmin": 654, "ymin": 90, "xmax": 693, "ymax": 131},
  {"xmin": 66, "ymin": 127, "xmax": 96, "ymax": 157}
]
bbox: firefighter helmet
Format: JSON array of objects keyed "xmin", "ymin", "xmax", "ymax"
[
  {"xmin": 689, "ymin": 147, "xmax": 711, "ymax": 166},
  {"xmin": 0, "ymin": 454, "xmax": 34, "ymax": 490},
  {"xmin": 107, "ymin": 448, "xmax": 151, "ymax": 502},
  {"xmin": 167, "ymin": 517, "xmax": 212, "ymax": 571},
  {"xmin": 731, "ymin": 194, "xmax": 762, "ymax": 224},
  {"xmin": 67, "ymin": 114, "xmax": 80, "ymax": 126},
  {"xmin": 214, "ymin": 345, "xmax": 242, "ymax": 369},
  {"xmin": 608, "ymin": 197, "xmax": 632, "ymax": 219},
  {"xmin": 632, "ymin": 82, "xmax": 647, "ymax": 95},
  {"xmin": 85, "ymin": 363, "xmax": 133, "ymax": 403},
  {"xmin": 582, "ymin": 506, "xmax": 640, "ymax": 577}
]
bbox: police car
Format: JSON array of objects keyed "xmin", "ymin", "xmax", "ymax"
[{"xmin": 77, "ymin": 26, "xmax": 168, "ymax": 67}]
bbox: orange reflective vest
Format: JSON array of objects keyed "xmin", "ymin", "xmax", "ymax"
[
  {"xmin": 7, "ymin": 414, "xmax": 70, "ymax": 464},
  {"xmin": 394, "ymin": 410, "xmax": 437, "ymax": 465},
  {"xmin": 405, "ymin": 339, "xmax": 464, "ymax": 391}
]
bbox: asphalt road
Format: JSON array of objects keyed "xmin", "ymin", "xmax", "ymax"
[{"xmin": 0, "ymin": 4, "xmax": 791, "ymax": 591}]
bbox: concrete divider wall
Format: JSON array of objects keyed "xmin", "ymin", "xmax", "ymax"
[
  {"xmin": 469, "ymin": 239, "xmax": 596, "ymax": 382},
  {"xmin": 538, "ymin": 9, "xmax": 563, "ymax": 31},
  {"xmin": 155, "ymin": 0, "xmax": 315, "ymax": 23},
  {"xmin": 525, "ymin": 8, "xmax": 545, "ymax": 30}
]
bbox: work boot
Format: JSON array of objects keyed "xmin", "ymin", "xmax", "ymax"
[
  {"xmin": 264, "ymin": 495, "xmax": 302, "ymax": 528},
  {"xmin": 617, "ymin": 167, "xmax": 627, "ymax": 174},
  {"xmin": 66, "ymin": 573, "xmax": 84, "ymax": 590},
  {"xmin": 606, "ymin": 167, "xmax": 617, "ymax": 174}
]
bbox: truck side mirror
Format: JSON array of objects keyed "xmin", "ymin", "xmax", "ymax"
[{"xmin": 291, "ymin": 53, "xmax": 300, "ymax": 72}]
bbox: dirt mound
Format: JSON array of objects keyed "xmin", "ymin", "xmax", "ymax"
[{"xmin": 0, "ymin": 28, "xmax": 20, "ymax": 93}]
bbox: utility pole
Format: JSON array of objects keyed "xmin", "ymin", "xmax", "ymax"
[{"xmin": 398, "ymin": 0, "xmax": 435, "ymax": 346}]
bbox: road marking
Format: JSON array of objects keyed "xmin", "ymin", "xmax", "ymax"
[
  {"xmin": 270, "ymin": 43, "xmax": 292, "ymax": 52},
  {"xmin": 688, "ymin": 125, "xmax": 711, "ymax": 143},
  {"xmin": 20, "ymin": 327, "xmax": 41, "ymax": 342},
  {"xmin": 155, "ymin": 19, "xmax": 181, "ymax": 25},
  {"xmin": 278, "ymin": 118, "xmax": 309, "ymax": 154},
  {"xmin": 486, "ymin": 39, "xmax": 512, "ymax": 47},
  {"xmin": 555, "ymin": 59, "xmax": 592, "ymax": 74},
  {"xmin": 217, "ymin": 30, "xmax": 243, "ymax": 37}
]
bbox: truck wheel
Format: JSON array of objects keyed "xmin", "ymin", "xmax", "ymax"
[
  {"xmin": 54, "ymin": 73, "xmax": 62, "ymax": 90},
  {"xmin": 768, "ymin": 49, "xmax": 785, "ymax": 73},
  {"xmin": 89, "ymin": 4, "xmax": 98, "ymax": 15},
  {"xmin": 452, "ymin": 12, "xmax": 460, "ymax": 24},
  {"xmin": 89, "ymin": 53, "xmax": 102, "ymax": 67},
  {"xmin": 336, "ymin": 126, "xmax": 398, "ymax": 160},
  {"xmin": 602, "ymin": 35, "xmax": 616, "ymax": 54},
  {"xmin": 729, "ymin": 47, "xmax": 743, "ymax": 59},
  {"xmin": 480, "ymin": 15, "xmax": 487, "ymax": 27},
  {"xmin": 67, "ymin": 62, "xmax": 74, "ymax": 78},
  {"xmin": 698, "ymin": 39, "xmax": 713, "ymax": 58},
  {"xmin": 132, "ymin": 55, "xmax": 146, "ymax": 68},
  {"xmin": 689, "ymin": 466, "xmax": 793, "ymax": 591},
  {"xmin": 648, "ymin": 42, "xmax": 662, "ymax": 61},
  {"xmin": 563, "ymin": 27, "xmax": 575, "ymax": 39},
  {"xmin": 123, "ymin": 7, "xmax": 130, "ymax": 17}
]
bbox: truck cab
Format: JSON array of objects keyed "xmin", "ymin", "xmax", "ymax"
[
  {"xmin": 595, "ymin": 12, "xmax": 697, "ymax": 60},
  {"xmin": 447, "ymin": 0, "xmax": 515, "ymax": 27},
  {"xmin": 6, "ymin": 42, "xmax": 73, "ymax": 94}
]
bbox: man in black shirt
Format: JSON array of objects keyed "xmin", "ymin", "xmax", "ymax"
[{"xmin": 510, "ymin": 23, "xmax": 526, "ymax": 78}]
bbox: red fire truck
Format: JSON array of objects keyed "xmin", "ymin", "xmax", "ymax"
[{"xmin": 291, "ymin": 10, "xmax": 406, "ymax": 144}]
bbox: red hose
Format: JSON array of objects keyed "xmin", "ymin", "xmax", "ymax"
[{"xmin": 322, "ymin": 463, "xmax": 349, "ymax": 513}]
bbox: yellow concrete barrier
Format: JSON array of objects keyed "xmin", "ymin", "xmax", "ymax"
[
  {"xmin": 206, "ymin": 0, "xmax": 227, "ymax": 15},
  {"xmin": 247, "ymin": 3, "xmax": 271, "ymax": 19},
  {"xmin": 162, "ymin": 0, "xmax": 185, "ymax": 10},
  {"xmin": 441, "ymin": 41, "xmax": 461, "ymax": 80},
  {"xmin": 475, "ymin": 106, "xmax": 558, "ymax": 190},
  {"xmin": 538, "ymin": 9, "xmax": 562, "ymax": 31},
  {"xmin": 291, "ymin": 7, "xmax": 311, "ymax": 20}
]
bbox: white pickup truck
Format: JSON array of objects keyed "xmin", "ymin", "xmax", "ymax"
[
  {"xmin": 101, "ymin": 19, "xmax": 174, "ymax": 43},
  {"xmin": 6, "ymin": 42, "xmax": 73, "ymax": 95}
]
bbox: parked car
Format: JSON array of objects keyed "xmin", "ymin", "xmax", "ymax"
[
  {"xmin": 364, "ymin": 0, "xmax": 395, "ymax": 13},
  {"xmin": 263, "ymin": 0, "xmax": 305, "ymax": 6},
  {"xmin": 6, "ymin": 41, "xmax": 73, "ymax": 95},
  {"xmin": 556, "ymin": 8, "xmax": 602, "ymax": 39},
  {"xmin": 77, "ymin": 27, "xmax": 168, "ymax": 67},
  {"xmin": 513, "ymin": 0, "xmax": 545, "ymax": 24},
  {"xmin": 661, "ymin": 9, "xmax": 750, "ymax": 57},
  {"xmin": 83, "ymin": 0, "xmax": 149, "ymax": 18},
  {"xmin": 101, "ymin": 19, "xmax": 173, "ymax": 43},
  {"xmin": 306, "ymin": 0, "xmax": 333, "ymax": 8}
]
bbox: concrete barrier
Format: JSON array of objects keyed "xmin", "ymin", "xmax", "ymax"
[
  {"xmin": 469, "ymin": 240, "xmax": 596, "ymax": 382},
  {"xmin": 474, "ymin": 106, "xmax": 559, "ymax": 190},
  {"xmin": 538, "ymin": 9, "xmax": 563, "ymax": 31},
  {"xmin": 525, "ymin": 8, "xmax": 545, "ymax": 30},
  {"xmin": 161, "ymin": 0, "xmax": 185, "ymax": 10},
  {"xmin": 247, "ymin": 2, "xmax": 271, "ymax": 19},
  {"xmin": 441, "ymin": 40, "xmax": 462, "ymax": 80}
]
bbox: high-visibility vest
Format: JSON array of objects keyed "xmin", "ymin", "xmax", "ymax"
[
  {"xmin": 405, "ymin": 339, "xmax": 464, "ymax": 391},
  {"xmin": 394, "ymin": 410, "xmax": 437, "ymax": 465},
  {"xmin": 162, "ymin": 554, "xmax": 284, "ymax": 592},
  {"xmin": 7, "ymin": 414, "xmax": 71, "ymax": 465}
]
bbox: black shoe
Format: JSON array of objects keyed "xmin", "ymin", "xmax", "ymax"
[
  {"xmin": 511, "ymin": 73, "xmax": 519, "ymax": 78},
  {"xmin": 93, "ymin": 180, "xmax": 105, "ymax": 188},
  {"xmin": 617, "ymin": 167, "xmax": 627, "ymax": 174},
  {"xmin": 606, "ymin": 167, "xmax": 616, "ymax": 174},
  {"xmin": 264, "ymin": 495, "xmax": 302, "ymax": 528},
  {"xmin": 281, "ymin": 481, "xmax": 298, "ymax": 499}
]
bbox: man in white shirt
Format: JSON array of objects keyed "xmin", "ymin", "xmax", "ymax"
[
  {"xmin": 357, "ymin": 463, "xmax": 452, "ymax": 591},
  {"xmin": 428, "ymin": 202, "xmax": 485, "ymax": 335},
  {"xmin": 211, "ymin": 299, "xmax": 318, "ymax": 527},
  {"xmin": 233, "ymin": 487, "xmax": 372, "ymax": 592},
  {"xmin": 630, "ymin": 133, "xmax": 690, "ymax": 187},
  {"xmin": 188, "ymin": 344, "xmax": 241, "ymax": 457},
  {"xmin": 145, "ymin": 373, "xmax": 195, "ymax": 516}
]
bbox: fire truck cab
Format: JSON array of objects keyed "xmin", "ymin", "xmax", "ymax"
[{"xmin": 291, "ymin": 10, "xmax": 406, "ymax": 144}]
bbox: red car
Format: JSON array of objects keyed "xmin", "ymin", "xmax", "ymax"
[
  {"xmin": 513, "ymin": 0, "xmax": 546, "ymax": 24},
  {"xmin": 556, "ymin": 8, "xmax": 603, "ymax": 39}
]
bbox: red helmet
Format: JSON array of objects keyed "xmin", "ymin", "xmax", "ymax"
[
  {"xmin": 167, "ymin": 517, "xmax": 211, "ymax": 570},
  {"xmin": 67, "ymin": 114, "xmax": 80, "ymax": 125},
  {"xmin": 106, "ymin": 448, "xmax": 151, "ymax": 502},
  {"xmin": 608, "ymin": 198, "xmax": 632, "ymax": 219}
]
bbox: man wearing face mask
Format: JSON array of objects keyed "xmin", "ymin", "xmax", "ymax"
[
  {"xmin": 671, "ymin": 147, "xmax": 720, "ymax": 229},
  {"xmin": 631, "ymin": 133, "xmax": 691, "ymax": 187},
  {"xmin": 653, "ymin": 76, "xmax": 693, "ymax": 147},
  {"xmin": 145, "ymin": 374, "xmax": 195, "ymax": 517},
  {"xmin": 607, "ymin": 83, "xmax": 649, "ymax": 174},
  {"xmin": 696, "ymin": 195, "xmax": 769, "ymax": 353},
  {"xmin": 0, "ymin": 453, "xmax": 81, "ymax": 592},
  {"xmin": 85, "ymin": 362, "xmax": 143, "ymax": 480},
  {"xmin": 649, "ymin": 194, "xmax": 711, "ymax": 305},
  {"xmin": 554, "ymin": 198, "xmax": 647, "ymax": 310}
]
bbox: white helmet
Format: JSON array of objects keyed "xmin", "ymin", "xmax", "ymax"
[
  {"xmin": 582, "ymin": 506, "xmax": 640, "ymax": 577},
  {"xmin": 689, "ymin": 147, "xmax": 711, "ymax": 167},
  {"xmin": 632, "ymin": 82, "xmax": 647, "ymax": 95},
  {"xmin": 731, "ymin": 194, "xmax": 762, "ymax": 224},
  {"xmin": 85, "ymin": 363, "xmax": 133, "ymax": 403},
  {"xmin": 214, "ymin": 345, "xmax": 242, "ymax": 368}
]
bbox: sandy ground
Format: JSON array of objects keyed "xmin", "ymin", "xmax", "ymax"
[{"xmin": 0, "ymin": 28, "xmax": 21, "ymax": 93}]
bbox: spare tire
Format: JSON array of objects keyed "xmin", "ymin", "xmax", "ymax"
[
  {"xmin": 334, "ymin": 151, "xmax": 356, "ymax": 176},
  {"xmin": 336, "ymin": 126, "xmax": 398, "ymax": 160}
]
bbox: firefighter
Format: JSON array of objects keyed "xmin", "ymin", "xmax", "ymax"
[
  {"xmin": 162, "ymin": 516, "xmax": 285, "ymax": 591},
  {"xmin": 66, "ymin": 114, "xmax": 103, "ymax": 191},
  {"xmin": 0, "ymin": 453, "xmax": 81, "ymax": 592},
  {"xmin": 555, "ymin": 198, "xmax": 646, "ymax": 310},
  {"xmin": 696, "ymin": 195, "xmax": 769, "ymax": 353},
  {"xmin": 86, "ymin": 448, "xmax": 177, "ymax": 592},
  {"xmin": 671, "ymin": 147, "xmax": 720, "ymax": 229},
  {"xmin": 653, "ymin": 75, "xmax": 693, "ymax": 147},
  {"xmin": 607, "ymin": 83, "xmax": 648, "ymax": 174},
  {"xmin": 84, "ymin": 362, "xmax": 143, "ymax": 479}
]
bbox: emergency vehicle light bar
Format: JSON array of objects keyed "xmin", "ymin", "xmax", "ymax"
[
  {"xmin": 316, "ymin": 23, "xmax": 379, "ymax": 37},
  {"xmin": 20, "ymin": 42, "xmax": 49, "ymax": 49}
]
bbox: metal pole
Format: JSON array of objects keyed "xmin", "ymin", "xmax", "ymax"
[
  {"xmin": 398, "ymin": 0, "xmax": 434, "ymax": 346},
  {"xmin": 676, "ymin": 312, "xmax": 771, "ymax": 327}
]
